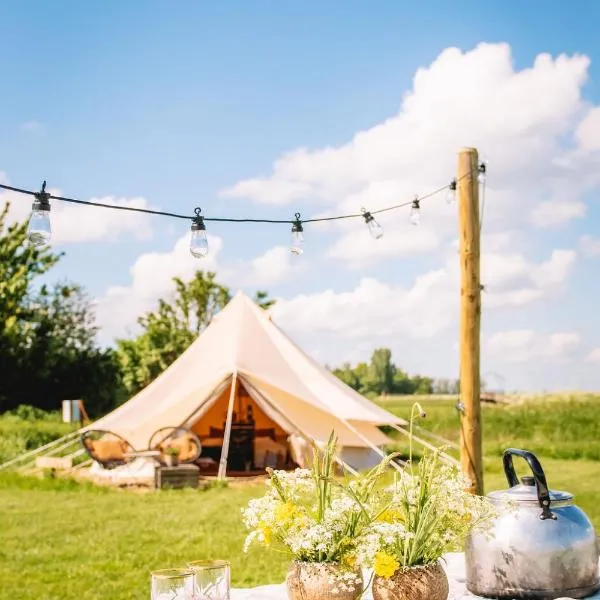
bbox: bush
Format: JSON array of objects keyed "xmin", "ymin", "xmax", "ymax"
[{"xmin": 0, "ymin": 405, "xmax": 75, "ymax": 464}]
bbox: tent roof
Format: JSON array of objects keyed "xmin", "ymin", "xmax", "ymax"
[{"xmin": 89, "ymin": 292, "xmax": 405, "ymax": 443}]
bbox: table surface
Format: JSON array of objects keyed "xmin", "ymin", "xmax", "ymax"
[{"xmin": 230, "ymin": 553, "xmax": 600, "ymax": 600}]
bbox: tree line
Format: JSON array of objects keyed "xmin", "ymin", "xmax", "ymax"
[
  {"xmin": 0, "ymin": 205, "xmax": 451, "ymax": 417},
  {"xmin": 330, "ymin": 348, "xmax": 459, "ymax": 397}
]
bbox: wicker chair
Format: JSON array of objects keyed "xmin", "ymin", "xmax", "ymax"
[
  {"xmin": 148, "ymin": 426, "xmax": 202, "ymax": 465},
  {"xmin": 81, "ymin": 429, "xmax": 136, "ymax": 470}
]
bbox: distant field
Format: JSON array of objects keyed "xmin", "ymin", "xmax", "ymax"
[
  {"xmin": 377, "ymin": 393, "xmax": 600, "ymax": 461},
  {"xmin": 0, "ymin": 394, "xmax": 598, "ymax": 599}
]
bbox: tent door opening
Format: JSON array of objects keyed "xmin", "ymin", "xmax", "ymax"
[{"xmin": 189, "ymin": 379, "xmax": 293, "ymax": 474}]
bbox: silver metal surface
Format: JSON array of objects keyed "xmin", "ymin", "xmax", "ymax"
[{"xmin": 465, "ymin": 450, "xmax": 599, "ymax": 600}]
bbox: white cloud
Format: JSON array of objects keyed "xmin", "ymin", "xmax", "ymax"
[
  {"xmin": 221, "ymin": 43, "xmax": 593, "ymax": 209},
  {"xmin": 0, "ymin": 179, "xmax": 156, "ymax": 244},
  {"xmin": 267, "ymin": 243, "xmax": 575, "ymax": 359},
  {"xmin": 587, "ymin": 348, "xmax": 600, "ymax": 362},
  {"xmin": 95, "ymin": 234, "xmax": 223, "ymax": 342},
  {"xmin": 271, "ymin": 272, "xmax": 456, "ymax": 341},
  {"xmin": 576, "ymin": 107, "xmax": 600, "ymax": 151},
  {"xmin": 580, "ymin": 235, "xmax": 600, "ymax": 257},
  {"xmin": 95, "ymin": 237, "xmax": 303, "ymax": 342},
  {"xmin": 327, "ymin": 225, "xmax": 439, "ymax": 269},
  {"xmin": 249, "ymin": 245, "xmax": 305, "ymax": 285},
  {"xmin": 530, "ymin": 200, "xmax": 586, "ymax": 228},
  {"xmin": 482, "ymin": 248, "xmax": 575, "ymax": 306},
  {"xmin": 220, "ymin": 43, "xmax": 599, "ymax": 269},
  {"xmin": 487, "ymin": 330, "xmax": 581, "ymax": 363}
]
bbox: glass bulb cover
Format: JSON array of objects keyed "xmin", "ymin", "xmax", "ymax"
[
  {"xmin": 190, "ymin": 229, "xmax": 209, "ymax": 258},
  {"xmin": 367, "ymin": 219, "xmax": 384, "ymax": 239},
  {"xmin": 290, "ymin": 231, "xmax": 304, "ymax": 255},
  {"xmin": 410, "ymin": 207, "xmax": 420, "ymax": 226},
  {"xmin": 477, "ymin": 171, "xmax": 486, "ymax": 184},
  {"xmin": 446, "ymin": 188, "xmax": 456, "ymax": 204},
  {"xmin": 27, "ymin": 209, "xmax": 52, "ymax": 246}
]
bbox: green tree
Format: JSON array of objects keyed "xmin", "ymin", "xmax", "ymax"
[
  {"xmin": 0, "ymin": 204, "xmax": 60, "ymax": 346},
  {"xmin": 332, "ymin": 362, "xmax": 361, "ymax": 391},
  {"xmin": 0, "ymin": 204, "xmax": 122, "ymax": 415},
  {"xmin": 360, "ymin": 348, "xmax": 397, "ymax": 395},
  {"xmin": 116, "ymin": 271, "xmax": 274, "ymax": 396}
]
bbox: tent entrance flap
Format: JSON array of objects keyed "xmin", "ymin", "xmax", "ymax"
[{"xmin": 188, "ymin": 379, "xmax": 292, "ymax": 473}]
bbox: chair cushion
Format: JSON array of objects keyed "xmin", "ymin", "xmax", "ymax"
[
  {"xmin": 162, "ymin": 434, "xmax": 197, "ymax": 462},
  {"xmin": 91, "ymin": 439, "xmax": 127, "ymax": 462}
]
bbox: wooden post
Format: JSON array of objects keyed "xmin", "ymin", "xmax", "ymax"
[{"xmin": 458, "ymin": 147, "xmax": 483, "ymax": 495}]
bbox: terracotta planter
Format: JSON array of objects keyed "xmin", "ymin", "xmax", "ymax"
[
  {"xmin": 372, "ymin": 562, "xmax": 449, "ymax": 600},
  {"xmin": 286, "ymin": 561, "xmax": 363, "ymax": 600}
]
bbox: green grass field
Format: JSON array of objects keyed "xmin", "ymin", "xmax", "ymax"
[{"xmin": 0, "ymin": 394, "xmax": 598, "ymax": 599}]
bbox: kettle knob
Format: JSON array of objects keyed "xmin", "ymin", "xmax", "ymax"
[{"xmin": 521, "ymin": 476, "xmax": 536, "ymax": 486}]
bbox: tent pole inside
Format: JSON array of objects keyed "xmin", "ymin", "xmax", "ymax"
[{"xmin": 218, "ymin": 371, "xmax": 238, "ymax": 479}]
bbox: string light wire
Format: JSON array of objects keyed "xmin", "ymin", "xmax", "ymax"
[{"xmin": 0, "ymin": 171, "xmax": 473, "ymax": 226}]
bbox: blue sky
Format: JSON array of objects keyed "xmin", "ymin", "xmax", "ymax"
[{"xmin": 1, "ymin": 1, "xmax": 600, "ymax": 391}]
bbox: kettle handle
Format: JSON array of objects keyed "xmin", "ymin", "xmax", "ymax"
[{"xmin": 503, "ymin": 448, "xmax": 556, "ymax": 520}]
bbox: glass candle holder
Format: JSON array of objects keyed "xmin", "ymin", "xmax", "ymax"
[
  {"xmin": 187, "ymin": 560, "xmax": 231, "ymax": 600},
  {"xmin": 151, "ymin": 568, "xmax": 195, "ymax": 600}
]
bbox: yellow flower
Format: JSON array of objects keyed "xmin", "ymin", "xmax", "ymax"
[
  {"xmin": 342, "ymin": 553, "xmax": 357, "ymax": 569},
  {"xmin": 275, "ymin": 502, "xmax": 298, "ymax": 522},
  {"xmin": 257, "ymin": 522, "xmax": 272, "ymax": 546},
  {"xmin": 374, "ymin": 552, "xmax": 399, "ymax": 578},
  {"xmin": 377, "ymin": 508, "xmax": 403, "ymax": 524}
]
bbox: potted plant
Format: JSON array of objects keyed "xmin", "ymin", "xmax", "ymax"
[
  {"xmin": 164, "ymin": 446, "xmax": 180, "ymax": 467},
  {"xmin": 242, "ymin": 432, "xmax": 394, "ymax": 600},
  {"xmin": 358, "ymin": 404, "xmax": 496, "ymax": 600}
]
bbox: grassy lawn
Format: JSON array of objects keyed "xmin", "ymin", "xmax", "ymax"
[{"xmin": 0, "ymin": 394, "xmax": 598, "ymax": 599}]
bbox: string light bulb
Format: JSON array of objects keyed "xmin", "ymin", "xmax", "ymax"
[
  {"xmin": 27, "ymin": 181, "xmax": 52, "ymax": 247},
  {"xmin": 410, "ymin": 197, "xmax": 421, "ymax": 226},
  {"xmin": 290, "ymin": 213, "xmax": 304, "ymax": 255},
  {"xmin": 446, "ymin": 178, "xmax": 457, "ymax": 204},
  {"xmin": 361, "ymin": 207, "xmax": 383, "ymax": 239},
  {"xmin": 477, "ymin": 161, "xmax": 487, "ymax": 184},
  {"xmin": 190, "ymin": 207, "xmax": 209, "ymax": 258}
]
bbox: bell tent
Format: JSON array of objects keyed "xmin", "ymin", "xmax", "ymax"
[{"xmin": 88, "ymin": 291, "xmax": 405, "ymax": 473}]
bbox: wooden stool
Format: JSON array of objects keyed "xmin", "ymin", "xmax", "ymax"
[{"xmin": 154, "ymin": 464, "xmax": 200, "ymax": 490}]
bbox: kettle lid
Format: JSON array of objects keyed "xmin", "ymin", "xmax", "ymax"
[
  {"xmin": 490, "ymin": 449, "xmax": 573, "ymax": 507},
  {"xmin": 488, "ymin": 475, "xmax": 573, "ymax": 505}
]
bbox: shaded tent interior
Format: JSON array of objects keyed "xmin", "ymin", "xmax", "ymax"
[
  {"xmin": 190, "ymin": 378, "xmax": 293, "ymax": 473},
  {"xmin": 81, "ymin": 292, "xmax": 406, "ymax": 477}
]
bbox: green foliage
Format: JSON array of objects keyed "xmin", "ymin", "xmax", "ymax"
[
  {"xmin": 331, "ymin": 348, "xmax": 444, "ymax": 396},
  {"xmin": 0, "ymin": 406, "xmax": 74, "ymax": 464},
  {"xmin": 117, "ymin": 271, "xmax": 273, "ymax": 396},
  {"xmin": 0, "ymin": 205, "xmax": 124, "ymax": 416},
  {"xmin": 0, "ymin": 394, "xmax": 598, "ymax": 598},
  {"xmin": 378, "ymin": 394, "xmax": 600, "ymax": 462}
]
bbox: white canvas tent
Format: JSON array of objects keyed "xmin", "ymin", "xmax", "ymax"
[{"xmin": 83, "ymin": 291, "xmax": 406, "ymax": 475}]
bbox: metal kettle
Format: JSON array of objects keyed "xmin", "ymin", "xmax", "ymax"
[{"xmin": 465, "ymin": 448, "xmax": 599, "ymax": 599}]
